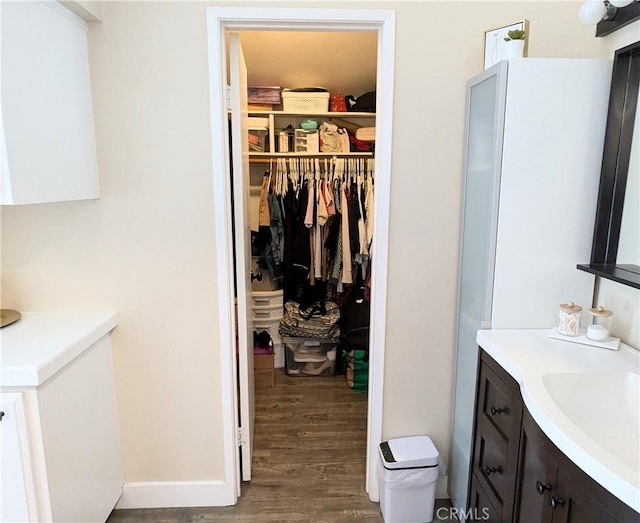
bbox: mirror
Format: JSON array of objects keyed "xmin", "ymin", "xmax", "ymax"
[
  {"xmin": 618, "ymin": 105, "xmax": 639, "ymax": 266},
  {"xmin": 578, "ymin": 40, "xmax": 640, "ymax": 289}
]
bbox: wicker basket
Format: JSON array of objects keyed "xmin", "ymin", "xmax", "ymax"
[{"xmin": 282, "ymin": 91, "xmax": 330, "ymax": 113}]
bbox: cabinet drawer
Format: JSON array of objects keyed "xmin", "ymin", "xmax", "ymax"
[
  {"xmin": 474, "ymin": 419, "xmax": 510, "ymax": 509},
  {"xmin": 251, "ymin": 289, "xmax": 283, "ymax": 308},
  {"xmin": 478, "ymin": 354, "xmax": 520, "ymax": 441},
  {"xmin": 469, "ymin": 475, "xmax": 501, "ymax": 522},
  {"xmin": 253, "ymin": 304, "xmax": 283, "ymax": 321}
]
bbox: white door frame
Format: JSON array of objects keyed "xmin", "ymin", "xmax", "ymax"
[{"xmin": 206, "ymin": 6, "xmax": 395, "ymax": 505}]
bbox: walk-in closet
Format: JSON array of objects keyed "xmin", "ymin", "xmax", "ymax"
[{"xmin": 227, "ymin": 29, "xmax": 379, "ymax": 493}]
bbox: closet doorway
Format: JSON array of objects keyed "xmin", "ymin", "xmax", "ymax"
[{"xmin": 207, "ymin": 7, "xmax": 395, "ymax": 505}]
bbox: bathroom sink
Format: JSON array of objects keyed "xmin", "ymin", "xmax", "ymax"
[{"xmin": 542, "ymin": 371, "xmax": 640, "ymax": 468}]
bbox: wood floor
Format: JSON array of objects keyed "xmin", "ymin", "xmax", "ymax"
[{"xmin": 107, "ymin": 369, "xmax": 456, "ymax": 522}]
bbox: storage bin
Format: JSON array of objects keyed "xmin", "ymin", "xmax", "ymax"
[
  {"xmin": 248, "ymin": 86, "xmax": 281, "ymax": 105},
  {"xmin": 251, "ymin": 289, "xmax": 284, "ymax": 308},
  {"xmin": 294, "ymin": 129, "xmax": 319, "ymax": 153},
  {"xmin": 378, "ymin": 436, "xmax": 439, "ymax": 523},
  {"xmin": 253, "ymin": 304, "xmax": 283, "ymax": 321},
  {"xmin": 284, "ymin": 337, "xmax": 337, "ymax": 377},
  {"xmin": 282, "ymin": 90, "xmax": 330, "ymax": 113},
  {"xmin": 248, "ymin": 128, "xmax": 268, "ymax": 153}
]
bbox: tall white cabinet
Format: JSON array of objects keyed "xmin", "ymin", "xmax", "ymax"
[
  {"xmin": 449, "ymin": 59, "xmax": 612, "ymax": 513},
  {"xmin": 1, "ymin": 312, "xmax": 123, "ymax": 522}
]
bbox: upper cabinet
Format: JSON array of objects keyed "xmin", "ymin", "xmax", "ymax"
[{"xmin": 1, "ymin": 0, "xmax": 100, "ymax": 205}]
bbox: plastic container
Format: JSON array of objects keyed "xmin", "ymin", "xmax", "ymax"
[
  {"xmin": 558, "ymin": 302, "xmax": 582, "ymax": 336},
  {"xmin": 283, "ymin": 337, "xmax": 337, "ymax": 376},
  {"xmin": 282, "ymin": 90, "xmax": 330, "ymax": 112},
  {"xmin": 248, "ymin": 127, "xmax": 268, "ymax": 153},
  {"xmin": 378, "ymin": 436, "xmax": 439, "ymax": 523}
]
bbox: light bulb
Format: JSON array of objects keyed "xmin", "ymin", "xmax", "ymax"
[
  {"xmin": 579, "ymin": 1, "xmax": 608, "ymax": 25},
  {"xmin": 609, "ymin": 0, "xmax": 634, "ymax": 6}
]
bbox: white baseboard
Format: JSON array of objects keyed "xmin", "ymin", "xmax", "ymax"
[
  {"xmin": 115, "ymin": 480, "xmax": 235, "ymax": 509},
  {"xmin": 436, "ymin": 475, "xmax": 449, "ymax": 499}
]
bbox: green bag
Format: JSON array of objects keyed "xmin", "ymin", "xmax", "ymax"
[{"xmin": 344, "ymin": 349, "xmax": 369, "ymax": 393}]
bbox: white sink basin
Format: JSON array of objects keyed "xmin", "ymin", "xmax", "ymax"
[{"xmin": 542, "ymin": 371, "xmax": 640, "ymax": 468}]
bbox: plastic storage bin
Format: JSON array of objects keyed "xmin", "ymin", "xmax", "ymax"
[
  {"xmin": 284, "ymin": 337, "xmax": 337, "ymax": 376},
  {"xmin": 379, "ymin": 436, "xmax": 439, "ymax": 523},
  {"xmin": 282, "ymin": 90, "xmax": 330, "ymax": 112}
]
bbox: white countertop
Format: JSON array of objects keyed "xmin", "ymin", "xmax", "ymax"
[
  {"xmin": 477, "ymin": 329, "xmax": 640, "ymax": 513},
  {"xmin": 0, "ymin": 311, "xmax": 118, "ymax": 387}
]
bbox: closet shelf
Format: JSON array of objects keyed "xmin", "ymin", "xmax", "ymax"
[{"xmin": 248, "ymin": 110, "xmax": 375, "ymax": 118}]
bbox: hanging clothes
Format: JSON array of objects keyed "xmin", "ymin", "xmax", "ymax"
[
  {"xmin": 341, "ymin": 181, "xmax": 353, "ymax": 284},
  {"xmin": 259, "ymin": 156, "xmax": 375, "ymax": 303},
  {"xmin": 258, "ymin": 174, "xmax": 271, "ymax": 227}
]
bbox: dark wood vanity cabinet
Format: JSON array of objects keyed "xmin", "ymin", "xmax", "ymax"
[
  {"xmin": 515, "ymin": 409, "xmax": 639, "ymax": 523},
  {"xmin": 468, "ymin": 350, "xmax": 523, "ymax": 520},
  {"xmin": 469, "ymin": 349, "xmax": 640, "ymax": 523}
]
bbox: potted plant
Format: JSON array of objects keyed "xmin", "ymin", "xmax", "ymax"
[{"xmin": 503, "ymin": 29, "xmax": 526, "ymax": 59}]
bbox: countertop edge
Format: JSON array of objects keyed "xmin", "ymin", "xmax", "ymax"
[
  {"xmin": 1, "ymin": 311, "xmax": 118, "ymax": 388},
  {"xmin": 476, "ymin": 328, "xmax": 640, "ymax": 513}
]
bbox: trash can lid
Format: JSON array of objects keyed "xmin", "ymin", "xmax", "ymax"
[{"xmin": 379, "ymin": 435, "xmax": 439, "ymax": 469}]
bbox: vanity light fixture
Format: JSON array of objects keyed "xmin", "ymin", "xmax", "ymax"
[
  {"xmin": 578, "ymin": 0, "xmax": 618, "ymax": 25},
  {"xmin": 608, "ymin": 0, "xmax": 635, "ymax": 6},
  {"xmin": 579, "ymin": 0, "xmax": 640, "ymax": 35},
  {"xmin": 579, "ymin": 0, "xmax": 640, "ymax": 34}
]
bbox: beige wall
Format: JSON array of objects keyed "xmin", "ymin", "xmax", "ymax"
[{"xmin": 1, "ymin": 0, "xmax": 637, "ymax": 490}]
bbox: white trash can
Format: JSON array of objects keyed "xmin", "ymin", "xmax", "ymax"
[{"xmin": 379, "ymin": 435, "xmax": 439, "ymax": 523}]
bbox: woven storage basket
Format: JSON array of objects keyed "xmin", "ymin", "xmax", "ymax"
[{"xmin": 282, "ymin": 91, "xmax": 330, "ymax": 113}]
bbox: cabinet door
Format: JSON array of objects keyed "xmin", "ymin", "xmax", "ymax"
[
  {"xmin": 0, "ymin": 393, "xmax": 37, "ymax": 522},
  {"xmin": 450, "ymin": 61, "xmax": 508, "ymax": 512},
  {"xmin": 514, "ymin": 409, "xmax": 555, "ymax": 523},
  {"xmin": 552, "ymin": 455, "xmax": 640, "ymax": 523},
  {"xmin": 1, "ymin": 1, "xmax": 100, "ymax": 204}
]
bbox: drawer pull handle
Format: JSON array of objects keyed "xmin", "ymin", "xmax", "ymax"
[
  {"xmin": 490, "ymin": 406, "xmax": 504, "ymax": 416},
  {"xmin": 251, "ymin": 271, "xmax": 263, "ymax": 282},
  {"xmin": 484, "ymin": 465, "xmax": 499, "ymax": 476},
  {"xmin": 0, "ymin": 411, "xmax": 4, "ymax": 422},
  {"xmin": 550, "ymin": 496, "xmax": 565, "ymax": 509},
  {"xmin": 535, "ymin": 481, "xmax": 552, "ymax": 495}
]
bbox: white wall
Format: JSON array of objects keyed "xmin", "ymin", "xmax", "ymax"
[{"xmin": 1, "ymin": 0, "xmax": 636, "ymax": 497}]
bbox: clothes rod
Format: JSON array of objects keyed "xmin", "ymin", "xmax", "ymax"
[{"xmin": 249, "ymin": 154, "xmax": 373, "ymax": 164}]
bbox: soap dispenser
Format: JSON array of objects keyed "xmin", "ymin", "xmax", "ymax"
[{"xmin": 586, "ymin": 306, "xmax": 613, "ymax": 341}]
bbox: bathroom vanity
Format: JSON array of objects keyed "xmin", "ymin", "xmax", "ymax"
[
  {"xmin": 0, "ymin": 311, "xmax": 122, "ymax": 522},
  {"xmin": 469, "ymin": 329, "xmax": 639, "ymax": 522}
]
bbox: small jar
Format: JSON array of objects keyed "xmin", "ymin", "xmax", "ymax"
[
  {"xmin": 586, "ymin": 306, "xmax": 613, "ymax": 341},
  {"xmin": 558, "ymin": 302, "xmax": 582, "ymax": 336}
]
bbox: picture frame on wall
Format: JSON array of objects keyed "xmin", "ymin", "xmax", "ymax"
[{"xmin": 483, "ymin": 19, "xmax": 529, "ymax": 70}]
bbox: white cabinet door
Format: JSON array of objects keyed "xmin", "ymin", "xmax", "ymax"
[
  {"xmin": 37, "ymin": 336, "xmax": 123, "ymax": 522},
  {"xmin": 0, "ymin": 393, "xmax": 37, "ymax": 522},
  {"xmin": 1, "ymin": 0, "xmax": 100, "ymax": 204}
]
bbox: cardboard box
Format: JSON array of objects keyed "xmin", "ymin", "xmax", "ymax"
[
  {"xmin": 254, "ymin": 368, "xmax": 274, "ymax": 389},
  {"xmin": 254, "ymin": 350, "xmax": 275, "ymax": 389},
  {"xmin": 254, "ymin": 351, "xmax": 274, "ymax": 369}
]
